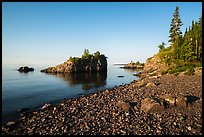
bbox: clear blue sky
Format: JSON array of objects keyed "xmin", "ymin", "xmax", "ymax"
[{"xmin": 2, "ymin": 2, "xmax": 202, "ymax": 66}]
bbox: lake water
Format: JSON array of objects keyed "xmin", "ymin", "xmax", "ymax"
[{"xmin": 2, "ymin": 64, "xmax": 140, "ymax": 123}]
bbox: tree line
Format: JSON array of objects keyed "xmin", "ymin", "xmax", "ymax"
[
  {"xmin": 69, "ymin": 49, "xmax": 102, "ymax": 63},
  {"xmin": 158, "ymin": 6, "xmax": 202, "ymax": 65}
]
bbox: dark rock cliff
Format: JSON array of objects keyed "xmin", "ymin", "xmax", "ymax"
[{"xmin": 41, "ymin": 55, "xmax": 107, "ymax": 73}]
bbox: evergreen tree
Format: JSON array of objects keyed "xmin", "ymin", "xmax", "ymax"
[
  {"xmin": 82, "ymin": 49, "xmax": 90, "ymax": 59},
  {"xmin": 169, "ymin": 6, "xmax": 183, "ymax": 60},
  {"xmin": 197, "ymin": 16, "xmax": 202, "ymax": 61},
  {"xmin": 169, "ymin": 6, "xmax": 183, "ymax": 44},
  {"xmin": 180, "ymin": 16, "xmax": 202, "ymax": 62},
  {"xmin": 158, "ymin": 42, "xmax": 166, "ymax": 51}
]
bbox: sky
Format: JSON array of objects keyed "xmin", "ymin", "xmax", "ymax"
[{"xmin": 2, "ymin": 2, "xmax": 202, "ymax": 66}]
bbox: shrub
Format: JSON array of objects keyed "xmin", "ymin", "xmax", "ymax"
[
  {"xmin": 184, "ymin": 68, "xmax": 195, "ymax": 75},
  {"xmin": 82, "ymin": 49, "xmax": 90, "ymax": 59},
  {"xmin": 168, "ymin": 69, "xmax": 175, "ymax": 74},
  {"xmin": 94, "ymin": 51, "xmax": 101, "ymax": 59},
  {"xmin": 69, "ymin": 57, "xmax": 79, "ymax": 63},
  {"xmin": 161, "ymin": 70, "xmax": 168, "ymax": 75},
  {"xmin": 158, "ymin": 42, "xmax": 166, "ymax": 51},
  {"xmin": 175, "ymin": 66, "xmax": 187, "ymax": 72}
]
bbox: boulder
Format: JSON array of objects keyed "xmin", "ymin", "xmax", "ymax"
[
  {"xmin": 141, "ymin": 98, "xmax": 164, "ymax": 113},
  {"xmin": 160, "ymin": 94, "xmax": 176, "ymax": 108},
  {"xmin": 146, "ymin": 82, "xmax": 156, "ymax": 87},
  {"xmin": 116, "ymin": 101, "xmax": 129, "ymax": 112}
]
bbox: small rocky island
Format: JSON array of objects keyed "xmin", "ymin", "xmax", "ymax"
[
  {"xmin": 120, "ymin": 61, "xmax": 144, "ymax": 69},
  {"xmin": 41, "ymin": 49, "xmax": 107, "ymax": 73},
  {"xmin": 18, "ymin": 66, "xmax": 34, "ymax": 72}
]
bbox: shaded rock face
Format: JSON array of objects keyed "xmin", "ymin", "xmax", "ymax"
[
  {"xmin": 18, "ymin": 66, "xmax": 34, "ymax": 72},
  {"xmin": 41, "ymin": 55, "xmax": 107, "ymax": 73}
]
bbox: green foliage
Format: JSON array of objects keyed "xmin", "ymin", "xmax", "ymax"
[
  {"xmin": 93, "ymin": 51, "xmax": 101, "ymax": 59},
  {"xmin": 158, "ymin": 42, "xmax": 166, "ymax": 51},
  {"xmin": 132, "ymin": 61, "xmax": 144, "ymax": 66},
  {"xmin": 161, "ymin": 61, "xmax": 200, "ymax": 75},
  {"xmin": 174, "ymin": 72, "xmax": 179, "ymax": 76},
  {"xmin": 82, "ymin": 49, "xmax": 90, "ymax": 59},
  {"xmin": 169, "ymin": 6, "xmax": 183, "ymax": 44},
  {"xmin": 69, "ymin": 49, "xmax": 104, "ymax": 63},
  {"xmin": 158, "ymin": 47, "xmax": 174, "ymax": 65},
  {"xmin": 159, "ymin": 7, "xmax": 202, "ymax": 75},
  {"xmin": 69, "ymin": 57, "xmax": 80, "ymax": 63},
  {"xmin": 161, "ymin": 70, "xmax": 168, "ymax": 75},
  {"xmin": 184, "ymin": 68, "xmax": 195, "ymax": 75}
]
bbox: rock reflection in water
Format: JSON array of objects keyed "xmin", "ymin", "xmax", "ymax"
[{"xmin": 47, "ymin": 72, "xmax": 107, "ymax": 90}]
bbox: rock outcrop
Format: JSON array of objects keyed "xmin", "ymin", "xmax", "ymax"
[
  {"xmin": 143, "ymin": 54, "xmax": 168, "ymax": 74},
  {"xmin": 18, "ymin": 66, "xmax": 34, "ymax": 72},
  {"xmin": 41, "ymin": 55, "xmax": 107, "ymax": 73}
]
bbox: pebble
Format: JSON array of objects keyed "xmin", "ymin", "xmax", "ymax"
[{"xmin": 186, "ymin": 126, "xmax": 192, "ymax": 131}]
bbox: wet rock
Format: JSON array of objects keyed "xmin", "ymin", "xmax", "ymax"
[{"xmin": 41, "ymin": 103, "xmax": 51, "ymax": 109}]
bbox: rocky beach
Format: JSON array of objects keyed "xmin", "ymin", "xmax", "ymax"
[
  {"xmin": 2, "ymin": 71, "xmax": 202, "ymax": 135},
  {"xmin": 2, "ymin": 3, "xmax": 202, "ymax": 136}
]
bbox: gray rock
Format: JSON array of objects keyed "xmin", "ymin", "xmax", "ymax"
[{"xmin": 141, "ymin": 98, "xmax": 164, "ymax": 113}]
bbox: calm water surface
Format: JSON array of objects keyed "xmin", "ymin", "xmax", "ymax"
[{"xmin": 2, "ymin": 64, "xmax": 139, "ymax": 123}]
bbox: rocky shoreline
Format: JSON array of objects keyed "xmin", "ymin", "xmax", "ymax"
[{"xmin": 2, "ymin": 71, "xmax": 202, "ymax": 135}]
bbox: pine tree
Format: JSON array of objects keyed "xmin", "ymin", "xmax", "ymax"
[
  {"xmin": 169, "ymin": 6, "xmax": 183, "ymax": 60},
  {"xmin": 169, "ymin": 6, "xmax": 183, "ymax": 44},
  {"xmin": 180, "ymin": 16, "xmax": 202, "ymax": 62},
  {"xmin": 82, "ymin": 49, "xmax": 90, "ymax": 59},
  {"xmin": 158, "ymin": 42, "xmax": 166, "ymax": 51},
  {"xmin": 197, "ymin": 16, "xmax": 202, "ymax": 61}
]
